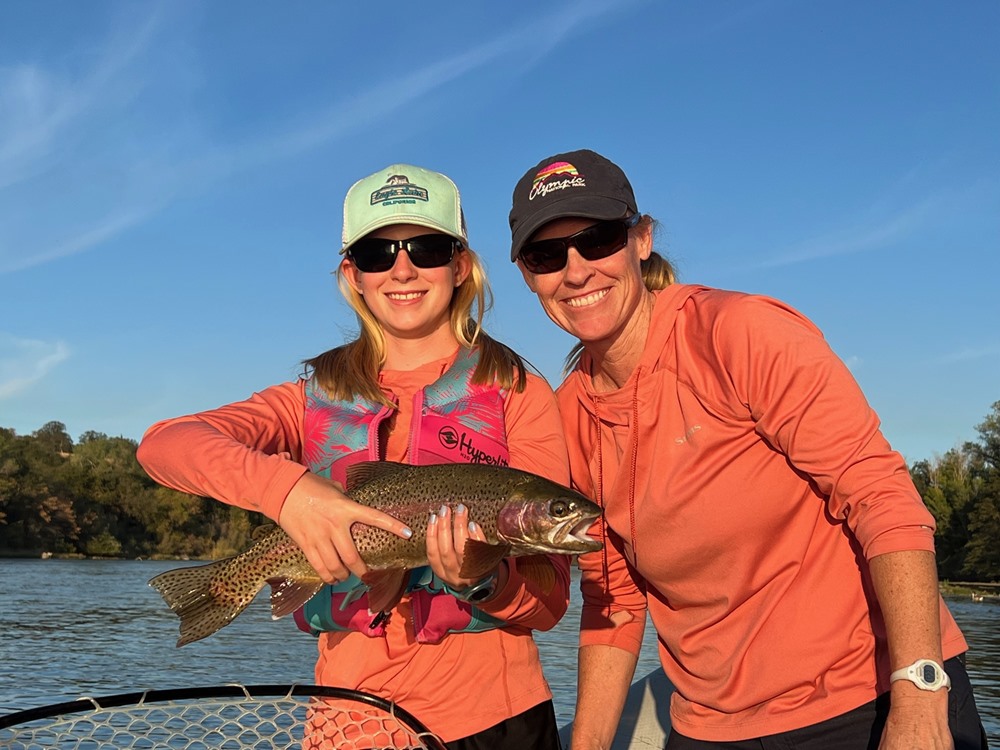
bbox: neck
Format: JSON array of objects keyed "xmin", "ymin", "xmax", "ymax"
[
  {"xmin": 383, "ymin": 328, "xmax": 460, "ymax": 371},
  {"xmin": 585, "ymin": 291, "xmax": 655, "ymax": 392}
]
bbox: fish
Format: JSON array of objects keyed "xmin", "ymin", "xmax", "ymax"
[{"xmin": 149, "ymin": 460, "xmax": 603, "ymax": 646}]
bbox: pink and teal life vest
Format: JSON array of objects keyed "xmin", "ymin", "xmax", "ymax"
[{"xmin": 293, "ymin": 348, "xmax": 511, "ymax": 643}]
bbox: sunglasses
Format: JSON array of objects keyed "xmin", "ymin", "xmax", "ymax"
[
  {"xmin": 518, "ymin": 215, "xmax": 641, "ymax": 275},
  {"xmin": 347, "ymin": 234, "xmax": 464, "ymax": 273}
]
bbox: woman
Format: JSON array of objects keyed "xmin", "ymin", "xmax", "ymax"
[
  {"xmin": 138, "ymin": 163, "xmax": 570, "ymax": 749},
  {"xmin": 507, "ymin": 149, "xmax": 987, "ymax": 749}
]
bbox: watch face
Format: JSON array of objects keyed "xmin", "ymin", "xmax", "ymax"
[{"xmin": 922, "ymin": 664, "xmax": 938, "ymax": 683}]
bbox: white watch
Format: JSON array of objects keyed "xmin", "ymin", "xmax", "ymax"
[{"xmin": 889, "ymin": 659, "xmax": 951, "ymax": 691}]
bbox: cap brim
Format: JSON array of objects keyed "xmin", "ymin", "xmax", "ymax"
[
  {"xmin": 341, "ymin": 217, "xmax": 467, "ymax": 254},
  {"xmin": 510, "ymin": 195, "xmax": 632, "ymax": 262}
]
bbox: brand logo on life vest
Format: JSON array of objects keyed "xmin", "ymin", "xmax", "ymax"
[{"xmin": 437, "ymin": 426, "xmax": 508, "ymax": 466}]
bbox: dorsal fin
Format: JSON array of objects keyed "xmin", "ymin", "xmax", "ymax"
[
  {"xmin": 250, "ymin": 523, "xmax": 276, "ymax": 542},
  {"xmin": 345, "ymin": 460, "xmax": 410, "ymax": 491}
]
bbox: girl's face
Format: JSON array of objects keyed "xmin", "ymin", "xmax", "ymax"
[
  {"xmin": 341, "ymin": 223, "xmax": 470, "ymax": 350},
  {"xmin": 516, "ymin": 216, "xmax": 652, "ymax": 350}
]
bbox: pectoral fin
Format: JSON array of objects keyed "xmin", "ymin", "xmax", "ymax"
[
  {"xmin": 459, "ymin": 540, "xmax": 511, "ymax": 579},
  {"xmin": 363, "ymin": 569, "xmax": 409, "ymax": 613},
  {"xmin": 515, "ymin": 555, "xmax": 557, "ymax": 596},
  {"xmin": 268, "ymin": 577, "xmax": 325, "ymax": 619}
]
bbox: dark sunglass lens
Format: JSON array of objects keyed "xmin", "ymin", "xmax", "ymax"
[
  {"xmin": 349, "ymin": 238, "xmax": 395, "ymax": 272},
  {"xmin": 520, "ymin": 241, "xmax": 567, "ymax": 274},
  {"xmin": 575, "ymin": 221, "xmax": 628, "ymax": 261},
  {"xmin": 407, "ymin": 235, "xmax": 458, "ymax": 268}
]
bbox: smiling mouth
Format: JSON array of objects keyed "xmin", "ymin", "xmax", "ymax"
[
  {"xmin": 565, "ymin": 289, "xmax": 610, "ymax": 308},
  {"xmin": 386, "ymin": 291, "xmax": 425, "ymax": 301}
]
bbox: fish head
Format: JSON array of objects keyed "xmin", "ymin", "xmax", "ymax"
[{"xmin": 496, "ymin": 479, "xmax": 603, "ymax": 554}]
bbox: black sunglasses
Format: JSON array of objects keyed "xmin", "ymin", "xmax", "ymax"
[
  {"xmin": 517, "ymin": 215, "xmax": 642, "ymax": 274},
  {"xmin": 347, "ymin": 233, "xmax": 464, "ymax": 273}
]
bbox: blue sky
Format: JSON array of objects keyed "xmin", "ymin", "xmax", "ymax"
[{"xmin": 2, "ymin": 0, "xmax": 998, "ymax": 463}]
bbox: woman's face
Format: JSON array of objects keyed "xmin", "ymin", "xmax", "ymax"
[
  {"xmin": 516, "ymin": 216, "xmax": 651, "ymax": 349},
  {"xmin": 341, "ymin": 223, "xmax": 470, "ymax": 347}
]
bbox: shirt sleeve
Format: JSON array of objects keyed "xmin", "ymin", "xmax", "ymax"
[
  {"xmin": 135, "ymin": 381, "xmax": 310, "ymax": 522},
  {"xmin": 713, "ymin": 294, "xmax": 937, "ymax": 559},
  {"xmin": 477, "ymin": 372, "xmax": 573, "ymax": 631},
  {"xmin": 577, "ymin": 519, "xmax": 648, "ymax": 655}
]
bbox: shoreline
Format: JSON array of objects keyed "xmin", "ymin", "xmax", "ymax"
[{"xmin": 7, "ymin": 554, "xmax": 999, "ymax": 601}]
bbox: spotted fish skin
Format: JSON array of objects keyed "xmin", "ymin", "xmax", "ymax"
[{"xmin": 149, "ymin": 461, "xmax": 602, "ymax": 646}]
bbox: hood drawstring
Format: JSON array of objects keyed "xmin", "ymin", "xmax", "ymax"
[
  {"xmin": 593, "ymin": 397, "xmax": 611, "ymax": 597},
  {"xmin": 591, "ymin": 369, "xmax": 642, "ymax": 600},
  {"xmin": 627, "ymin": 371, "xmax": 640, "ymax": 568}
]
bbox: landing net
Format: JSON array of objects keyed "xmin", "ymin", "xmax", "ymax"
[{"xmin": 0, "ymin": 684, "xmax": 447, "ymax": 750}]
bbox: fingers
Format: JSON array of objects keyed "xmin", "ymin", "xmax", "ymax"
[
  {"xmin": 426, "ymin": 504, "xmax": 482, "ymax": 589},
  {"xmin": 281, "ymin": 472, "xmax": 403, "ymax": 584},
  {"xmin": 357, "ymin": 505, "xmax": 414, "ymax": 541}
]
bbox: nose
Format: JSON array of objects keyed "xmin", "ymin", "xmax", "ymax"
[
  {"xmin": 390, "ymin": 249, "xmax": 419, "ymax": 281},
  {"xmin": 562, "ymin": 245, "xmax": 595, "ymax": 284}
]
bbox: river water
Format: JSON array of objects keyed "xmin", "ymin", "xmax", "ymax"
[{"xmin": 0, "ymin": 559, "xmax": 996, "ymax": 744}]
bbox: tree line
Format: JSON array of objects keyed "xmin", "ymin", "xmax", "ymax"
[{"xmin": 1, "ymin": 402, "xmax": 999, "ymax": 581}]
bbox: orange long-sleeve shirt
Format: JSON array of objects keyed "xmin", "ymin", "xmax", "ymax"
[
  {"xmin": 559, "ymin": 285, "xmax": 967, "ymax": 741},
  {"xmin": 137, "ymin": 353, "xmax": 572, "ymax": 741}
]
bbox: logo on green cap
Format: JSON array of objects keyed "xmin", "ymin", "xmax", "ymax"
[{"xmin": 370, "ymin": 174, "xmax": 429, "ymax": 207}]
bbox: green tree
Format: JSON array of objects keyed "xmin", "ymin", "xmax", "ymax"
[
  {"xmin": 910, "ymin": 448, "xmax": 979, "ymax": 580},
  {"xmin": 961, "ymin": 401, "xmax": 1000, "ymax": 580}
]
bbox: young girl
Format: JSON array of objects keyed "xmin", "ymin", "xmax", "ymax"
[{"xmin": 138, "ymin": 163, "xmax": 571, "ymax": 749}]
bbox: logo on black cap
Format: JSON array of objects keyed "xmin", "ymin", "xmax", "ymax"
[{"xmin": 529, "ymin": 161, "xmax": 586, "ymax": 201}]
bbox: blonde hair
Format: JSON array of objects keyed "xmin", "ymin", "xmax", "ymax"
[
  {"xmin": 563, "ymin": 215, "xmax": 676, "ymax": 374},
  {"xmin": 305, "ymin": 247, "xmax": 527, "ymax": 405}
]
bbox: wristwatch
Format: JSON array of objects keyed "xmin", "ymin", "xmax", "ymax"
[
  {"xmin": 445, "ymin": 573, "xmax": 498, "ymax": 603},
  {"xmin": 889, "ymin": 659, "xmax": 951, "ymax": 691}
]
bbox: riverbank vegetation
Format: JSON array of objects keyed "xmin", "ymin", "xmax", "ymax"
[{"xmin": 2, "ymin": 402, "xmax": 999, "ymax": 582}]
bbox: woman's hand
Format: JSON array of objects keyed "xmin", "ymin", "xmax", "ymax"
[
  {"xmin": 425, "ymin": 504, "xmax": 493, "ymax": 590},
  {"xmin": 279, "ymin": 471, "xmax": 412, "ymax": 583}
]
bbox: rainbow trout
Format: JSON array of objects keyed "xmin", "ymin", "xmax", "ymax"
[{"xmin": 149, "ymin": 461, "xmax": 602, "ymax": 646}]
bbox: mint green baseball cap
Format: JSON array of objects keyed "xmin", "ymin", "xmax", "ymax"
[{"xmin": 340, "ymin": 164, "xmax": 468, "ymax": 253}]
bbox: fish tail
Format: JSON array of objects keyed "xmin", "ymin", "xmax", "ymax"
[{"xmin": 149, "ymin": 558, "xmax": 262, "ymax": 647}]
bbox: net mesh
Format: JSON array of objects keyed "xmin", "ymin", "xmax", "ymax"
[{"xmin": 0, "ymin": 685, "xmax": 446, "ymax": 750}]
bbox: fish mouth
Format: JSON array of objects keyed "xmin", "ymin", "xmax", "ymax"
[
  {"xmin": 538, "ymin": 511, "xmax": 602, "ymax": 553},
  {"xmin": 564, "ymin": 514, "xmax": 602, "ymax": 551}
]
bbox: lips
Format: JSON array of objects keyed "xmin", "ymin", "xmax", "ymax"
[
  {"xmin": 385, "ymin": 291, "xmax": 426, "ymax": 302},
  {"xmin": 564, "ymin": 288, "xmax": 610, "ymax": 308}
]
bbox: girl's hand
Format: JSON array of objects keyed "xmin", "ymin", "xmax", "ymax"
[
  {"xmin": 279, "ymin": 471, "xmax": 412, "ymax": 583},
  {"xmin": 425, "ymin": 503, "xmax": 491, "ymax": 590}
]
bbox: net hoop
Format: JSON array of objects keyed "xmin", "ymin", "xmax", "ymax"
[{"xmin": 0, "ymin": 683, "xmax": 448, "ymax": 749}]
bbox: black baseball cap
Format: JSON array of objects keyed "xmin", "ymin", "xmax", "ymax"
[{"xmin": 508, "ymin": 149, "xmax": 638, "ymax": 262}]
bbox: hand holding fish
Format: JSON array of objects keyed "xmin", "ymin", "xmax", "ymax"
[
  {"xmin": 426, "ymin": 503, "xmax": 495, "ymax": 591},
  {"xmin": 150, "ymin": 462, "xmax": 602, "ymax": 646},
  {"xmin": 279, "ymin": 471, "xmax": 413, "ymax": 583}
]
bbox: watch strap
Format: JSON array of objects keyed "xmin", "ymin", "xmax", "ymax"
[{"xmin": 889, "ymin": 659, "xmax": 951, "ymax": 691}]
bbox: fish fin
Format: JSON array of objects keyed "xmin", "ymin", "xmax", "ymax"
[
  {"xmin": 362, "ymin": 569, "xmax": 409, "ymax": 613},
  {"xmin": 267, "ymin": 577, "xmax": 325, "ymax": 619},
  {"xmin": 345, "ymin": 460, "xmax": 410, "ymax": 491},
  {"xmin": 149, "ymin": 558, "xmax": 258, "ymax": 647},
  {"xmin": 250, "ymin": 523, "xmax": 276, "ymax": 542},
  {"xmin": 459, "ymin": 540, "xmax": 511, "ymax": 579},
  {"xmin": 514, "ymin": 555, "xmax": 557, "ymax": 596}
]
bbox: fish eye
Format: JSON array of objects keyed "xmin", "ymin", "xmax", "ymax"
[{"xmin": 550, "ymin": 499, "xmax": 569, "ymax": 517}]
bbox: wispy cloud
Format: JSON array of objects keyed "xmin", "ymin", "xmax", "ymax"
[
  {"xmin": 0, "ymin": 7, "xmax": 162, "ymax": 191},
  {"xmin": 931, "ymin": 345, "xmax": 1000, "ymax": 366},
  {"xmin": 0, "ymin": 0, "xmax": 631, "ymax": 275},
  {"xmin": 750, "ymin": 176, "xmax": 999, "ymax": 271},
  {"xmin": 756, "ymin": 195, "xmax": 942, "ymax": 269},
  {"xmin": 0, "ymin": 334, "xmax": 71, "ymax": 399},
  {"xmin": 843, "ymin": 355, "xmax": 862, "ymax": 372}
]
